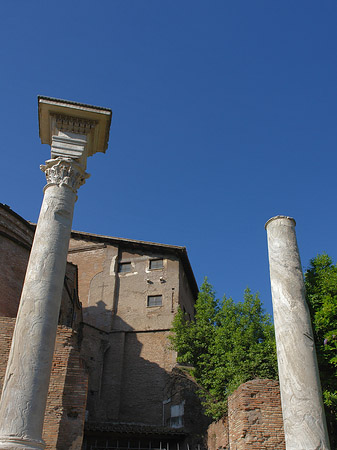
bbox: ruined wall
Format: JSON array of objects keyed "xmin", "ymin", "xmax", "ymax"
[
  {"xmin": 0, "ymin": 317, "xmax": 88, "ymax": 450},
  {"xmin": 207, "ymin": 418, "xmax": 229, "ymax": 450},
  {"xmin": 207, "ymin": 379, "xmax": 285, "ymax": 450}
]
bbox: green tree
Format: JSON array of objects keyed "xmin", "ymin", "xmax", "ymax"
[
  {"xmin": 170, "ymin": 279, "xmax": 278, "ymax": 419},
  {"xmin": 304, "ymin": 254, "xmax": 337, "ymax": 448}
]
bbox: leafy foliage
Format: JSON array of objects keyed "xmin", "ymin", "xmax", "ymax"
[
  {"xmin": 170, "ymin": 279, "xmax": 278, "ymax": 419},
  {"xmin": 304, "ymin": 254, "xmax": 337, "ymax": 447}
]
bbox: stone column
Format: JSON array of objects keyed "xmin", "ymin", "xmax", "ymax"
[
  {"xmin": 265, "ymin": 216, "xmax": 330, "ymax": 450},
  {"xmin": 0, "ymin": 97, "xmax": 111, "ymax": 450}
]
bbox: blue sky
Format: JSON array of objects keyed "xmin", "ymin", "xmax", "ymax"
[{"xmin": 1, "ymin": 1, "xmax": 337, "ymax": 316}]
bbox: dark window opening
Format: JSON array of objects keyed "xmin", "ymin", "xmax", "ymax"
[
  {"xmin": 149, "ymin": 259, "xmax": 163, "ymax": 270},
  {"xmin": 147, "ymin": 295, "xmax": 162, "ymax": 307},
  {"xmin": 118, "ymin": 262, "xmax": 132, "ymax": 273}
]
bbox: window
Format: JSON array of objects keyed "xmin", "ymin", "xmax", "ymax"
[
  {"xmin": 149, "ymin": 259, "xmax": 163, "ymax": 270},
  {"xmin": 170, "ymin": 402, "xmax": 184, "ymax": 428},
  {"xmin": 147, "ymin": 295, "xmax": 162, "ymax": 307},
  {"xmin": 118, "ymin": 262, "xmax": 131, "ymax": 273}
]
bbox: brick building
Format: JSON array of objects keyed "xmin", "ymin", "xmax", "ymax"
[
  {"xmin": 0, "ymin": 203, "xmax": 209, "ymax": 450},
  {"xmin": 0, "ymin": 203, "xmax": 286, "ymax": 449},
  {"xmin": 67, "ymin": 228, "xmax": 210, "ymax": 449}
]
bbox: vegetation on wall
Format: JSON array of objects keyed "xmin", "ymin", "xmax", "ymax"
[
  {"xmin": 304, "ymin": 254, "xmax": 337, "ymax": 448},
  {"xmin": 170, "ymin": 279, "xmax": 278, "ymax": 420},
  {"xmin": 171, "ymin": 255, "xmax": 337, "ymax": 446}
]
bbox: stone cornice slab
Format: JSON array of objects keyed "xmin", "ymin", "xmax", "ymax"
[{"xmin": 38, "ymin": 96, "xmax": 112, "ymax": 157}]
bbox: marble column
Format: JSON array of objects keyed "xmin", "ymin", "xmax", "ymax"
[
  {"xmin": 265, "ymin": 216, "xmax": 330, "ymax": 450},
  {"xmin": 0, "ymin": 97, "xmax": 111, "ymax": 450}
]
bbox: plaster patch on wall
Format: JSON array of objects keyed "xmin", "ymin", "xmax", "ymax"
[
  {"xmin": 110, "ymin": 255, "xmax": 117, "ymax": 276},
  {"xmin": 120, "ymin": 271, "xmax": 138, "ymax": 277},
  {"xmin": 88, "ymin": 271, "xmax": 103, "ymax": 307}
]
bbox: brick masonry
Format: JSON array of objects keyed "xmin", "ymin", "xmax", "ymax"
[
  {"xmin": 0, "ymin": 206, "xmax": 286, "ymax": 449},
  {"xmin": 0, "ymin": 204, "xmax": 33, "ymax": 317},
  {"xmin": 207, "ymin": 379, "xmax": 285, "ymax": 450},
  {"xmin": 0, "ymin": 317, "xmax": 88, "ymax": 450},
  {"xmin": 68, "ymin": 234, "xmax": 199, "ymax": 432},
  {"xmin": 207, "ymin": 417, "xmax": 229, "ymax": 450}
]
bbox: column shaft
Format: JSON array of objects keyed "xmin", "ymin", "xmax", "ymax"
[
  {"xmin": 0, "ymin": 96, "xmax": 111, "ymax": 450},
  {"xmin": 265, "ymin": 216, "xmax": 330, "ymax": 450},
  {"xmin": 0, "ymin": 184, "xmax": 76, "ymax": 449}
]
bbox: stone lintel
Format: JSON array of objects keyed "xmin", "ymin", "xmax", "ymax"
[{"xmin": 38, "ymin": 96, "xmax": 112, "ymax": 159}]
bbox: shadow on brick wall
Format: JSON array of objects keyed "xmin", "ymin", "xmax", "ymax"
[
  {"xmin": 79, "ymin": 301, "xmax": 210, "ymax": 450},
  {"xmin": 0, "ymin": 304, "xmax": 209, "ymax": 450}
]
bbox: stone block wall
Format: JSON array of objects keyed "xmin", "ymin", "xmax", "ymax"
[
  {"xmin": 207, "ymin": 379, "xmax": 285, "ymax": 450},
  {"xmin": 0, "ymin": 317, "xmax": 88, "ymax": 450}
]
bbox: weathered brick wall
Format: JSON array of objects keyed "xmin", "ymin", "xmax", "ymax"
[
  {"xmin": 68, "ymin": 234, "xmax": 193, "ymax": 428},
  {"xmin": 0, "ymin": 204, "xmax": 33, "ymax": 317},
  {"xmin": 207, "ymin": 417, "xmax": 229, "ymax": 450},
  {"xmin": 68, "ymin": 235, "xmax": 186, "ymax": 334},
  {"xmin": 0, "ymin": 317, "xmax": 88, "ymax": 450},
  {"xmin": 228, "ymin": 379, "xmax": 285, "ymax": 449},
  {"xmin": 68, "ymin": 238, "xmax": 108, "ymax": 329},
  {"xmin": 0, "ymin": 318, "xmax": 15, "ymax": 383},
  {"xmin": 0, "ymin": 204, "xmax": 82, "ymax": 328},
  {"xmin": 207, "ymin": 379, "xmax": 285, "ymax": 450}
]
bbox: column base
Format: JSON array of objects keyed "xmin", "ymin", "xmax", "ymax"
[{"xmin": 0, "ymin": 436, "xmax": 45, "ymax": 450}]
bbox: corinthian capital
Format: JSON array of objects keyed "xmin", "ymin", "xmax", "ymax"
[{"xmin": 40, "ymin": 158, "xmax": 90, "ymax": 193}]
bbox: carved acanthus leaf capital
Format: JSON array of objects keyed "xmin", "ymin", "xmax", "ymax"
[{"xmin": 40, "ymin": 158, "xmax": 90, "ymax": 193}]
